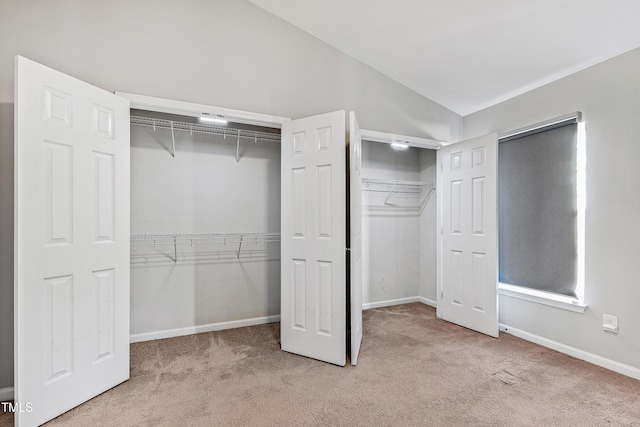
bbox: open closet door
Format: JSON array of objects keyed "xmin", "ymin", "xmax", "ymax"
[
  {"xmin": 281, "ymin": 111, "xmax": 347, "ymax": 366},
  {"xmin": 437, "ymin": 133, "xmax": 498, "ymax": 337},
  {"xmin": 349, "ymin": 111, "xmax": 363, "ymax": 365},
  {"xmin": 14, "ymin": 56, "xmax": 130, "ymax": 426}
]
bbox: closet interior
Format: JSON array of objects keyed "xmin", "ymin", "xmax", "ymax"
[
  {"xmin": 128, "ymin": 109, "xmax": 439, "ymax": 341},
  {"xmin": 361, "ymin": 139, "xmax": 438, "ymax": 307},
  {"xmin": 129, "ymin": 109, "xmax": 282, "ymax": 340}
]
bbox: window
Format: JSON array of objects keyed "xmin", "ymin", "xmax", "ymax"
[{"xmin": 498, "ymin": 113, "xmax": 585, "ymax": 310}]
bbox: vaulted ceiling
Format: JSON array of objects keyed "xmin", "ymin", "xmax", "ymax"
[{"xmin": 249, "ymin": 0, "xmax": 640, "ymax": 116}]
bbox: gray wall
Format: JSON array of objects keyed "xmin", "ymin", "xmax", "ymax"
[
  {"xmin": 0, "ymin": 0, "xmax": 461, "ymax": 389},
  {"xmin": 464, "ymin": 47, "xmax": 640, "ymax": 371},
  {"xmin": 0, "ymin": 0, "xmax": 461, "ymax": 140}
]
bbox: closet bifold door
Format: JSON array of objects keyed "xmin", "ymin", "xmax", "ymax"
[
  {"xmin": 437, "ymin": 133, "xmax": 499, "ymax": 337},
  {"xmin": 14, "ymin": 56, "xmax": 131, "ymax": 426},
  {"xmin": 280, "ymin": 111, "xmax": 347, "ymax": 366},
  {"xmin": 349, "ymin": 111, "xmax": 363, "ymax": 365}
]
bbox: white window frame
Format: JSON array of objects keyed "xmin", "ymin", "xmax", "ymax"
[{"xmin": 497, "ymin": 113, "xmax": 587, "ymax": 313}]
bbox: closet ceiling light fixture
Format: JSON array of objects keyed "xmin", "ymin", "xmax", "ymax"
[
  {"xmin": 391, "ymin": 141, "xmax": 409, "ymax": 150},
  {"xmin": 200, "ymin": 116, "xmax": 228, "ymax": 125}
]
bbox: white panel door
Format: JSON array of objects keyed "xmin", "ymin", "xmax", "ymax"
[
  {"xmin": 14, "ymin": 56, "xmax": 130, "ymax": 426},
  {"xmin": 437, "ymin": 133, "xmax": 498, "ymax": 337},
  {"xmin": 281, "ymin": 111, "xmax": 347, "ymax": 366},
  {"xmin": 349, "ymin": 111, "xmax": 363, "ymax": 365}
]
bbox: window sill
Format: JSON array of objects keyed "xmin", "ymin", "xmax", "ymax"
[{"xmin": 498, "ymin": 283, "xmax": 587, "ymax": 313}]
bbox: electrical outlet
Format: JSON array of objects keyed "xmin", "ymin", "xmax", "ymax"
[{"xmin": 603, "ymin": 314, "xmax": 618, "ymax": 333}]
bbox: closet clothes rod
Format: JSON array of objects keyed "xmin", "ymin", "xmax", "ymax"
[{"xmin": 130, "ymin": 115, "xmax": 282, "ymax": 143}]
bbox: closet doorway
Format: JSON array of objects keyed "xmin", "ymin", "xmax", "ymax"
[
  {"xmin": 355, "ymin": 128, "xmax": 499, "ymax": 338},
  {"xmin": 359, "ymin": 131, "xmax": 439, "ymax": 313},
  {"xmin": 121, "ymin": 99, "xmax": 363, "ymax": 369},
  {"xmin": 127, "ymin": 109, "xmax": 283, "ymax": 344}
]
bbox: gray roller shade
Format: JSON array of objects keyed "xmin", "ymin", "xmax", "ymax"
[{"xmin": 499, "ymin": 122, "xmax": 577, "ymax": 297}]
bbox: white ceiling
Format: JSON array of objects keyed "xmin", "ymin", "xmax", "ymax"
[{"xmin": 248, "ymin": 0, "xmax": 640, "ymax": 116}]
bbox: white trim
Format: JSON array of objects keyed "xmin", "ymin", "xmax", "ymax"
[
  {"xmin": 0, "ymin": 387, "xmax": 13, "ymax": 401},
  {"xmin": 133, "ymin": 296, "xmax": 436, "ymax": 344},
  {"xmin": 417, "ymin": 296, "xmax": 437, "ymax": 308},
  {"xmin": 575, "ymin": 120, "xmax": 586, "ymax": 300},
  {"xmin": 115, "ymin": 92, "xmax": 290, "ymax": 128},
  {"xmin": 360, "ymin": 128, "xmax": 445, "ymax": 150},
  {"xmin": 130, "ymin": 315, "xmax": 280, "ymax": 343},
  {"xmin": 435, "ymin": 146, "xmax": 443, "ymax": 320},
  {"xmin": 362, "ymin": 296, "xmax": 437, "ymax": 310},
  {"xmin": 500, "ymin": 324, "xmax": 640, "ymax": 381},
  {"xmin": 362, "ymin": 296, "xmax": 421, "ymax": 310},
  {"xmin": 499, "ymin": 283, "xmax": 587, "ymax": 313}
]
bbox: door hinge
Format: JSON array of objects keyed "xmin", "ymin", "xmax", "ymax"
[{"xmin": 441, "ymin": 291, "xmax": 444, "ymax": 299}]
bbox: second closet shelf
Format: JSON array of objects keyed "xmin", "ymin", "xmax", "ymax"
[
  {"xmin": 362, "ymin": 178, "xmax": 433, "ymax": 194},
  {"xmin": 362, "ymin": 177, "xmax": 435, "ymax": 210}
]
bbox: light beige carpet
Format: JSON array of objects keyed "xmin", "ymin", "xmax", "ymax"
[{"xmin": 2, "ymin": 303, "xmax": 639, "ymax": 426}]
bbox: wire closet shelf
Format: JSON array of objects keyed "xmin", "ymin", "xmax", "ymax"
[
  {"xmin": 362, "ymin": 177, "xmax": 435, "ymax": 210},
  {"xmin": 130, "ymin": 115, "xmax": 281, "ymax": 143},
  {"xmin": 130, "ymin": 232, "xmax": 281, "ymax": 262}
]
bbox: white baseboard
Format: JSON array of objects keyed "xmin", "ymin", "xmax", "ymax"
[
  {"xmin": 362, "ymin": 296, "xmax": 436, "ymax": 310},
  {"xmin": 500, "ymin": 324, "xmax": 640, "ymax": 381},
  {"xmin": 133, "ymin": 297, "xmax": 438, "ymax": 343},
  {"xmin": 130, "ymin": 315, "xmax": 281, "ymax": 343},
  {"xmin": 0, "ymin": 387, "xmax": 14, "ymax": 402},
  {"xmin": 362, "ymin": 296, "xmax": 420, "ymax": 310},
  {"xmin": 417, "ymin": 296, "xmax": 437, "ymax": 308}
]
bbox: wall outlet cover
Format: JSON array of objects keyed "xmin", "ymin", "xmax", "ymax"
[{"xmin": 603, "ymin": 314, "xmax": 618, "ymax": 333}]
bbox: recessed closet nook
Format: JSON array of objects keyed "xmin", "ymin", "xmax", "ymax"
[
  {"xmin": 129, "ymin": 109, "xmax": 283, "ymax": 339},
  {"xmin": 127, "ymin": 107, "xmax": 439, "ymax": 344},
  {"xmin": 360, "ymin": 140, "xmax": 437, "ymax": 308}
]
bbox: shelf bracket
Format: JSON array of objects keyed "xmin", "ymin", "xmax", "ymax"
[
  {"xmin": 237, "ymin": 234, "xmax": 244, "ymax": 259},
  {"xmin": 235, "ymin": 134, "xmax": 241, "ymax": 164},
  {"xmin": 170, "ymin": 120, "xmax": 177, "ymax": 161},
  {"xmin": 173, "ymin": 236, "xmax": 177, "ymax": 263},
  {"xmin": 384, "ymin": 182, "xmax": 398, "ymax": 205},
  {"xmin": 418, "ymin": 186, "xmax": 436, "ymax": 215}
]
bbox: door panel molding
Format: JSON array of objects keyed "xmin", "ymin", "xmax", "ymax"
[
  {"xmin": 280, "ymin": 110, "xmax": 347, "ymax": 366},
  {"xmin": 437, "ymin": 133, "xmax": 498, "ymax": 337},
  {"xmin": 15, "ymin": 56, "xmax": 130, "ymax": 426}
]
